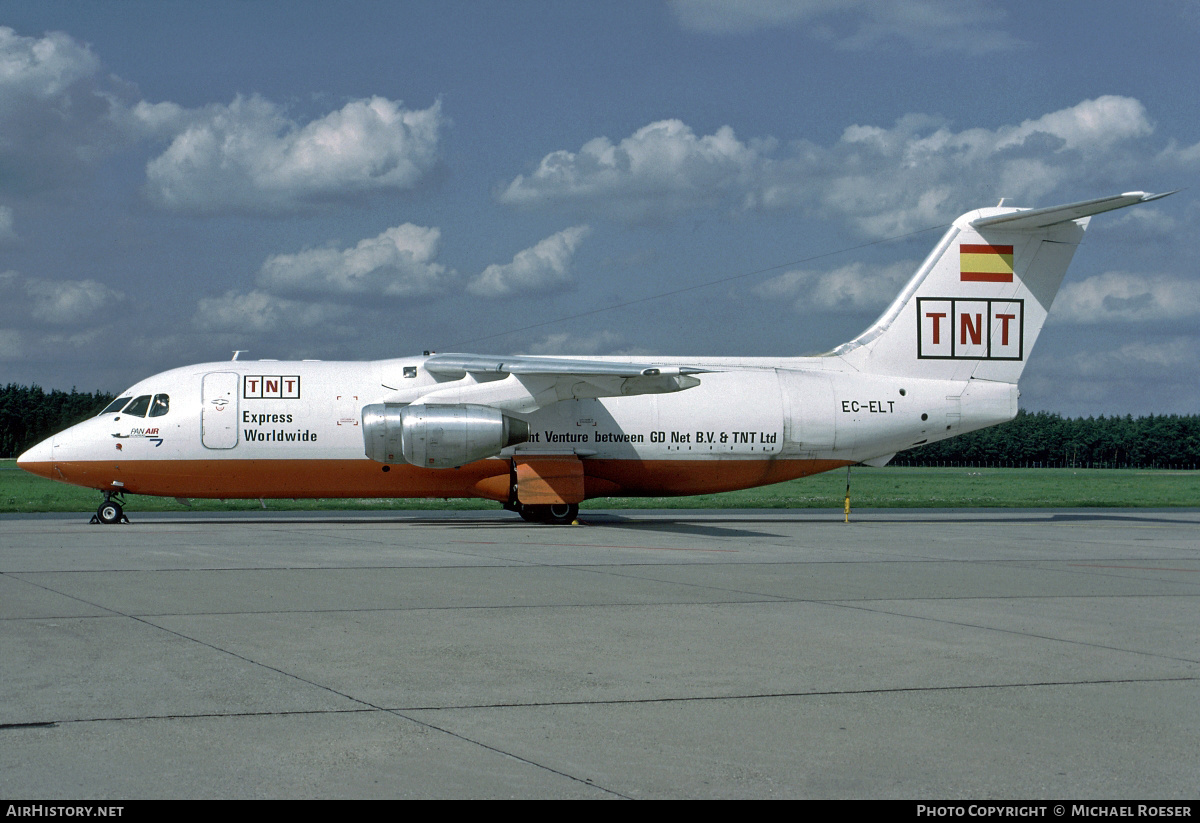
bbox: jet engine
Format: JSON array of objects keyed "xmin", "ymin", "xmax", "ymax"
[{"xmin": 361, "ymin": 403, "xmax": 529, "ymax": 468}]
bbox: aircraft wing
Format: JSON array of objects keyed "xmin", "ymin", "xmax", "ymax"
[
  {"xmin": 424, "ymin": 353, "xmax": 707, "ymax": 379},
  {"xmin": 387, "ymin": 353, "xmax": 709, "ymax": 414}
]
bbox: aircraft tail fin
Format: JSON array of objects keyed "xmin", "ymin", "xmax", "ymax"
[{"xmin": 834, "ymin": 192, "xmax": 1174, "ymax": 384}]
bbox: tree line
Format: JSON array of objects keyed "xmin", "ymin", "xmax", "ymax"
[
  {"xmin": 1, "ymin": 384, "xmax": 1197, "ymax": 468},
  {"xmin": 893, "ymin": 409, "xmax": 1200, "ymax": 469},
  {"xmin": 1, "ymin": 384, "xmax": 115, "ymax": 459}
]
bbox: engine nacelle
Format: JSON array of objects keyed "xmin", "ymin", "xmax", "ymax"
[{"xmin": 361, "ymin": 403, "xmax": 529, "ymax": 468}]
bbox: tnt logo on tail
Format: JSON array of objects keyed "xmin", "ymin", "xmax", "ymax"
[
  {"xmin": 917, "ymin": 298, "xmax": 1024, "ymax": 360},
  {"xmin": 831, "ymin": 191, "xmax": 1173, "ymax": 384}
]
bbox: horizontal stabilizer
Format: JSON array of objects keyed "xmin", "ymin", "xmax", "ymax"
[{"xmin": 971, "ymin": 191, "xmax": 1177, "ymax": 231}]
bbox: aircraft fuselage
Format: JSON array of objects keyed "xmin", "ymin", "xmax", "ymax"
[{"xmin": 17, "ymin": 356, "xmax": 1012, "ymax": 501}]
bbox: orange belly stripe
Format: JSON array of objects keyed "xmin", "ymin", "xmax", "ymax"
[{"xmin": 21, "ymin": 456, "xmax": 853, "ymax": 501}]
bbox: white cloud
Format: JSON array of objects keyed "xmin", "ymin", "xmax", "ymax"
[
  {"xmin": 1106, "ymin": 206, "xmax": 1179, "ymax": 237},
  {"xmin": 193, "ymin": 223, "xmax": 452, "ymax": 353},
  {"xmin": 129, "ymin": 99, "xmax": 195, "ymax": 139},
  {"xmin": 0, "ymin": 271, "xmax": 123, "ymax": 367},
  {"xmin": 499, "ymin": 97, "xmax": 1157, "ymax": 236},
  {"xmin": 468, "ymin": 225, "xmax": 592, "ymax": 297},
  {"xmin": 144, "ymin": 95, "xmax": 444, "ymax": 213},
  {"xmin": 760, "ymin": 96, "xmax": 1156, "ymax": 235},
  {"xmin": 497, "ymin": 121, "xmax": 761, "ymax": 223},
  {"xmin": 258, "ymin": 224, "xmax": 450, "ymax": 297},
  {"xmin": 26, "ymin": 278, "xmax": 124, "ymax": 325},
  {"xmin": 0, "ymin": 328, "xmax": 24, "ymax": 361},
  {"xmin": 0, "ymin": 27, "xmax": 140, "ymax": 191},
  {"xmin": 193, "ymin": 289, "xmax": 354, "ymax": 334},
  {"xmin": 0, "ymin": 271, "xmax": 124, "ymax": 325},
  {"xmin": 1033, "ymin": 337, "xmax": 1195, "ymax": 385},
  {"xmin": 0, "ymin": 27, "xmax": 446, "ymax": 211},
  {"xmin": 997, "ymin": 96, "xmax": 1153, "ymax": 152},
  {"xmin": 1156, "ymin": 137, "xmax": 1200, "ymax": 168},
  {"xmin": 1064, "ymin": 338, "xmax": 1196, "ymax": 379},
  {"xmin": 1053, "ymin": 271, "xmax": 1200, "ymax": 324},
  {"xmin": 0, "ymin": 206, "xmax": 15, "ymax": 242},
  {"xmin": 669, "ymin": 0, "xmax": 1021, "ymax": 53},
  {"xmin": 752, "ymin": 260, "xmax": 915, "ymax": 312},
  {"xmin": 0, "ymin": 27, "xmax": 100, "ymax": 99},
  {"xmin": 1020, "ymin": 335, "xmax": 1199, "ymax": 415},
  {"xmin": 523, "ymin": 330, "xmax": 624, "ymax": 356},
  {"xmin": 0, "ymin": 326, "xmax": 120, "ymax": 363}
]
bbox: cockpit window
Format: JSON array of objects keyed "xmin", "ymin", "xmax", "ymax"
[
  {"xmin": 122, "ymin": 395, "xmax": 152, "ymax": 418},
  {"xmin": 148, "ymin": 394, "xmax": 170, "ymax": 417},
  {"xmin": 100, "ymin": 396, "xmax": 132, "ymax": 415}
]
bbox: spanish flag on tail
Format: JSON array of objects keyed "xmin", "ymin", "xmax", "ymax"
[{"xmin": 959, "ymin": 244, "xmax": 1013, "ymax": 282}]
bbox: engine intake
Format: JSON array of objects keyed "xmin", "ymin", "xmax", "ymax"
[{"xmin": 362, "ymin": 403, "xmax": 529, "ymax": 468}]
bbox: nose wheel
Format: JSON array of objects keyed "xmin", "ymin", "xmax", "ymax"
[{"xmin": 92, "ymin": 492, "xmax": 129, "ymax": 525}]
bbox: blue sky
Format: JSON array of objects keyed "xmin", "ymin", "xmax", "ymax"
[{"xmin": 0, "ymin": 0, "xmax": 1197, "ymax": 417}]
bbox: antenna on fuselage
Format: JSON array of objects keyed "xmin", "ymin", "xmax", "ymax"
[{"xmin": 231, "ymin": 350, "xmax": 247, "ymax": 361}]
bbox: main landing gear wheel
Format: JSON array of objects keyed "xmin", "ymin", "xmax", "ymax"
[{"xmin": 518, "ymin": 503, "xmax": 579, "ymax": 525}]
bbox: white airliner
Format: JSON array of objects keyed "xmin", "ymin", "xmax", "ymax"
[{"xmin": 17, "ymin": 191, "xmax": 1172, "ymax": 524}]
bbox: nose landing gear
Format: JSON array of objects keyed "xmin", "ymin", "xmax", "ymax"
[{"xmin": 91, "ymin": 492, "xmax": 129, "ymax": 525}]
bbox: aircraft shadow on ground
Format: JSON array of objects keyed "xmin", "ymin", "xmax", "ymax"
[{"xmin": 38, "ymin": 508, "xmax": 1197, "ymax": 532}]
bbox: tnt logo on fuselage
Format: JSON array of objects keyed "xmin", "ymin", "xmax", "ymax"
[
  {"xmin": 917, "ymin": 298, "xmax": 1023, "ymax": 360},
  {"xmin": 243, "ymin": 375, "xmax": 301, "ymax": 399}
]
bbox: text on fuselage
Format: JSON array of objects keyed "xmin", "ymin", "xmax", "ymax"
[
  {"xmin": 841, "ymin": 400, "xmax": 895, "ymax": 413},
  {"xmin": 243, "ymin": 375, "xmax": 301, "ymax": 399}
]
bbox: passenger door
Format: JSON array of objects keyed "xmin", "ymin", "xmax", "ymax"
[{"xmin": 201, "ymin": 372, "xmax": 239, "ymax": 449}]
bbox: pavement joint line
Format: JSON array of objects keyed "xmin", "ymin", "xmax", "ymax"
[
  {"xmin": 7, "ymin": 674, "xmax": 1193, "ymax": 729},
  {"xmin": 390, "ymin": 675, "xmax": 1200, "ymax": 711},
  {"xmin": 11, "ymin": 577, "xmax": 1197, "ymax": 677},
  {"xmin": 6, "ymin": 555, "xmax": 1200, "ymax": 575},
  {"xmin": 592, "ymin": 573, "xmax": 1200, "ymax": 666},
  {"xmin": 4, "ymin": 573, "xmax": 636, "ymax": 796},
  {"xmin": 826, "ymin": 599, "xmax": 1200, "ymax": 666},
  {"xmin": 2, "ymin": 589, "xmax": 1197, "ymax": 622},
  {"xmin": 377, "ymin": 708, "xmax": 631, "ymax": 799},
  {"xmin": 0, "ymin": 598, "xmax": 789, "ymax": 620}
]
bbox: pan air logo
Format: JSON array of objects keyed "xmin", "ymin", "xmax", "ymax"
[
  {"xmin": 917, "ymin": 298, "xmax": 1024, "ymax": 360},
  {"xmin": 243, "ymin": 375, "xmax": 301, "ymax": 399},
  {"xmin": 960, "ymin": 243, "xmax": 1013, "ymax": 282}
]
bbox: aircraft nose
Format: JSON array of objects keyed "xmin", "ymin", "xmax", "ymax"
[{"xmin": 16, "ymin": 435, "xmax": 56, "ymax": 479}]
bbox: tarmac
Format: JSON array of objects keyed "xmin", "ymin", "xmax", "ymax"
[{"xmin": 1, "ymin": 507, "xmax": 1197, "ymax": 799}]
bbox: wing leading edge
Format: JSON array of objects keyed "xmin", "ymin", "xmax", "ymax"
[{"xmin": 387, "ymin": 353, "xmax": 708, "ymax": 415}]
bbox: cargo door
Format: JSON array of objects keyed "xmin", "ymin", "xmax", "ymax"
[{"xmin": 202, "ymin": 372, "xmax": 240, "ymax": 449}]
